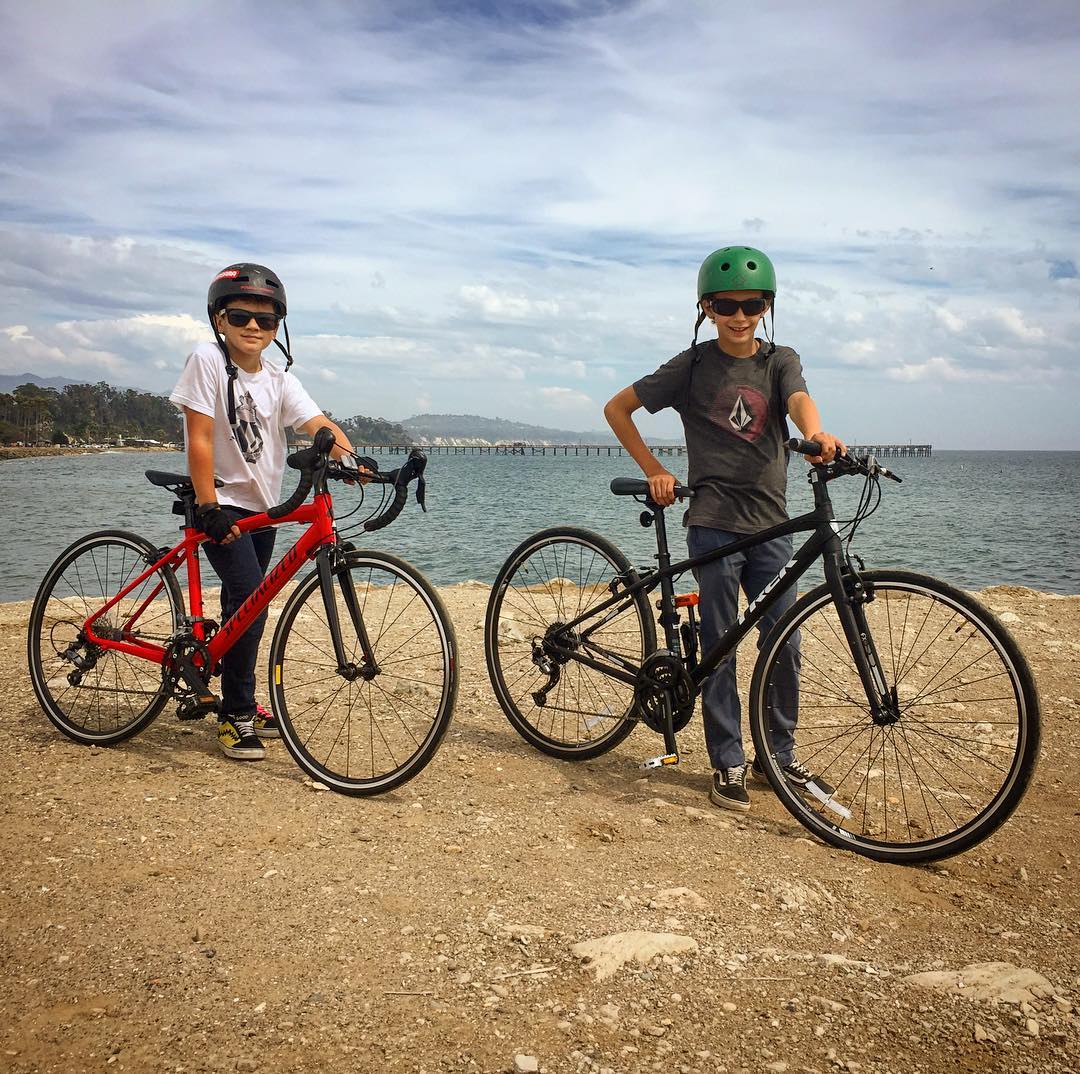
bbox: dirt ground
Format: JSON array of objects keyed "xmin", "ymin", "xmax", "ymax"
[{"xmin": 1, "ymin": 583, "xmax": 1078, "ymax": 1074}]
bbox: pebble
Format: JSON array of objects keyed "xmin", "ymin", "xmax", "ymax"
[
  {"xmin": 236, "ymin": 1061, "xmax": 258, "ymax": 1073},
  {"xmin": 513, "ymin": 1055, "xmax": 539, "ymax": 1073}
]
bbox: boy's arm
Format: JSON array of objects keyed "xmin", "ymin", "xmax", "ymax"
[
  {"xmin": 183, "ymin": 408, "xmax": 240, "ymax": 544},
  {"xmin": 603, "ymin": 386, "xmax": 679, "ymax": 506},
  {"xmin": 787, "ymin": 391, "xmax": 845, "ymax": 463},
  {"xmin": 297, "ymin": 415, "xmax": 356, "ymax": 459}
]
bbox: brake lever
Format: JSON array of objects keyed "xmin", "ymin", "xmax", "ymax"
[{"xmin": 415, "ymin": 475, "xmax": 427, "ymax": 511}]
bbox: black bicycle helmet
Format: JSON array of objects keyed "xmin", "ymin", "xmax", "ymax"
[
  {"xmin": 207, "ymin": 263, "xmax": 287, "ymax": 317},
  {"xmin": 206, "ymin": 263, "xmax": 293, "ymax": 434}
]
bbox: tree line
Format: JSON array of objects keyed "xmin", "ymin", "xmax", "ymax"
[
  {"xmin": 0, "ymin": 382, "xmax": 183, "ymax": 445},
  {"xmin": 0, "ymin": 381, "xmax": 412, "ymax": 447}
]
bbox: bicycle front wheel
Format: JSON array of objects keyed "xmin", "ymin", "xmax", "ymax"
[
  {"xmin": 749, "ymin": 570, "xmax": 1040, "ymax": 863},
  {"xmin": 485, "ymin": 527, "xmax": 656, "ymax": 760},
  {"xmin": 28, "ymin": 530, "xmax": 184, "ymax": 744},
  {"xmin": 269, "ymin": 550, "xmax": 457, "ymax": 795}
]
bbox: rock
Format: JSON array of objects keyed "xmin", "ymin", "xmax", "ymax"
[
  {"xmin": 973, "ymin": 1023, "xmax": 995, "ymax": 1043},
  {"xmin": 902, "ymin": 962, "xmax": 1055, "ymax": 1004},
  {"xmin": 571, "ymin": 931, "xmax": 699, "ymax": 981},
  {"xmin": 236, "ymin": 1061, "xmax": 258, "ymax": 1072},
  {"xmin": 513, "ymin": 1055, "xmax": 539, "ymax": 1073},
  {"xmin": 500, "ymin": 923, "xmax": 552, "ymax": 943},
  {"xmin": 651, "ymin": 887, "xmax": 706, "ymax": 910}
]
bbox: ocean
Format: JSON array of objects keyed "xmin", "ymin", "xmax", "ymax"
[{"xmin": 2, "ymin": 449, "xmax": 1077, "ymax": 602}]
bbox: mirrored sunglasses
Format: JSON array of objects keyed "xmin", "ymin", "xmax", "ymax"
[
  {"xmin": 223, "ymin": 308, "xmax": 280, "ymax": 331},
  {"xmin": 706, "ymin": 297, "xmax": 768, "ymax": 317}
]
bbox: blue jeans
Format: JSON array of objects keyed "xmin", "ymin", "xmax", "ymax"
[
  {"xmin": 202, "ymin": 508, "xmax": 277, "ymax": 719},
  {"xmin": 687, "ymin": 526, "xmax": 800, "ymax": 771}
]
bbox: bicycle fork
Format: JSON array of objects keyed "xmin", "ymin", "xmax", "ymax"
[
  {"xmin": 317, "ymin": 546, "xmax": 379, "ymax": 682},
  {"xmin": 825, "ymin": 552, "xmax": 897, "ymax": 723}
]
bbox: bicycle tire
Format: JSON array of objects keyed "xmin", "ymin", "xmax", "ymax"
[
  {"xmin": 485, "ymin": 526, "xmax": 656, "ymax": 760},
  {"xmin": 748, "ymin": 570, "xmax": 1040, "ymax": 863},
  {"xmin": 269, "ymin": 549, "xmax": 457, "ymax": 795},
  {"xmin": 28, "ymin": 529, "xmax": 184, "ymax": 745}
]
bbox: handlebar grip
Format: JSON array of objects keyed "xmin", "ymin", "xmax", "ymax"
[
  {"xmin": 787, "ymin": 437, "xmax": 823, "ymax": 456},
  {"xmin": 364, "ymin": 480, "xmax": 408, "ymax": 532},
  {"xmin": 267, "ymin": 471, "xmax": 313, "ymax": 519}
]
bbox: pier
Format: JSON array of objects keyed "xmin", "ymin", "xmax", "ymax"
[{"xmin": 353, "ymin": 443, "xmax": 932, "ymax": 458}]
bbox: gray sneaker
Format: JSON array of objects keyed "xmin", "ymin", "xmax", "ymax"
[
  {"xmin": 751, "ymin": 756, "xmax": 835, "ymax": 797},
  {"xmin": 709, "ymin": 765, "xmax": 750, "ymax": 813}
]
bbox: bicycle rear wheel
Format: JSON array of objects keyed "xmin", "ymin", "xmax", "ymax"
[
  {"xmin": 28, "ymin": 530, "xmax": 184, "ymax": 744},
  {"xmin": 269, "ymin": 549, "xmax": 457, "ymax": 795},
  {"xmin": 749, "ymin": 570, "xmax": 1039, "ymax": 863},
  {"xmin": 485, "ymin": 527, "xmax": 656, "ymax": 760}
]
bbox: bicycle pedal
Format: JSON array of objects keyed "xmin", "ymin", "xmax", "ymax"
[
  {"xmin": 177, "ymin": 694, "xmax": 219, "ymax": 721},
  {"xmin": 640, "ymin": 752, "xmax": 680, "ymax": 770}
]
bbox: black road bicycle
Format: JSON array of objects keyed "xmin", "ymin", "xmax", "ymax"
[{"xmin": 483, "ymin": 439, "xmax": 1039, "ymax": 863}]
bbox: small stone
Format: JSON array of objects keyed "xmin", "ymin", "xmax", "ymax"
[
  {"xmin": 766, "ymin": 1063, "xmax": 788, "ymax": 1073},
  {"xmin": 513, "ymin": 1056, "xmax": 539, "ymax": 1074},
  {"xmin": 1025, "ymin": 1018, "xmax": 1039, "ymax": 1036},
  {"xmin": 973, "ymin": 1024, "xmax": 995, "ymax": 1043},
  {"xmin": 722, "ymin": 1002, "xmax": 737, "ymax": 1012},
  {"xmin": 236, "ymin": 1061, "xmax": 258, "ymax": 1073}
]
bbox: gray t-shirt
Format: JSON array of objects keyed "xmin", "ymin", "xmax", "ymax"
[{"xmin": 633, "ymin": 340, "xmax": 808, "ymax": 534}]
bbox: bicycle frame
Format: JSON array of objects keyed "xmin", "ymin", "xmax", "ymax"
[
  {"xmin": 78, "ymin": 493, "xmax": 341, "ymax": 674},
  {"xmin": 545, "ymin": 468, "xmax": 893, "ymax": 752}
]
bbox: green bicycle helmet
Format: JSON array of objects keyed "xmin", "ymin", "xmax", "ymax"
[{"xmin": 697, "ymin": 246, "xmax": 776, "ymax": 298}]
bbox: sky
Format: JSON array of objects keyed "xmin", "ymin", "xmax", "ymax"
[{"xmin": 1, "ymin": 0, "xmax": 1078, "ymax": 448}]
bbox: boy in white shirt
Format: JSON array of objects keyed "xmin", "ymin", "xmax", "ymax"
[{"xmin": 170, "ymin": 263, "xmax": 357, "ymax": 760}]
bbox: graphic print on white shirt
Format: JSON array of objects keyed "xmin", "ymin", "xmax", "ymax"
[
  {"xmin": 234, "ymin": 389, "xmax": 265, "ymax": 463},
  {"xmin": 169, "ymin": 342, "xmax": 323, "ymax": 512}
]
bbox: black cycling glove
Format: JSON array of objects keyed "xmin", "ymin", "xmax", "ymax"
[{"xmin": 196, "ymin": 503, "xmax": 235, "ymax": 544}]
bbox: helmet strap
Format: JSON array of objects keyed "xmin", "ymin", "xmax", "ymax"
[
  {"xmin": 763, "ymin": 301, "xmax": 776, "ymax": 356},
  {"xmin": 208, "ymin": 306, "xmax": 241, "ymax": 431},
  {"xmin": 272, "ymin": 320, "xmax": 293, "ymax": 371}
]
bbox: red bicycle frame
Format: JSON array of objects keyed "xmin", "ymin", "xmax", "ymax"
[{"xmin": 80, "ymin": 492, "xmax": 336, "ymax": 674}]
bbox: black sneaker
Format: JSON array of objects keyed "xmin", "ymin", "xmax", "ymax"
[
  {"xmin": 218, "ymin": 716, "xmax": 266, "ymax": 760},
  {"xmin": 709, "ymin": 765, "xmax": 751, "ymax": 813},
  {"xmin": 751, "ymin": 756, "xmax": 835, "ymax": 797}
]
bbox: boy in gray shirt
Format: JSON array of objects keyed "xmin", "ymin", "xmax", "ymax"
[{"xmin": 604, "ymin": 246, "xmax": 844, "ymax": 811}]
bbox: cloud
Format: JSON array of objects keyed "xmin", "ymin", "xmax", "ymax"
[{"xmin": 0, "ymin": 2, "xmax": 1077, "ymax": 444}]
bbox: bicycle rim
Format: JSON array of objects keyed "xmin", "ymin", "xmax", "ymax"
[
  {"xmin": 485, "ymin": 527, "xmax": 655, "ymax": 759},
  {"xmin": 28, "ymin": 531, "xmax": 183, "ymax": 744},
  {"xmin": 270, "ymin": 550, "xmax": 457, "ymax": 795},
  {"xmin": 749, "ymin": 571, "xmax": 1039, "ymax": 863}
]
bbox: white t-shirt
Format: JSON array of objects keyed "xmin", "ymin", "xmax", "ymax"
[{"xmin": 170, "ymin": 341, "xmax": 323, "ymax": 512}]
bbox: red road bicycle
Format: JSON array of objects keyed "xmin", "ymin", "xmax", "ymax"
[{"xmin": 28, "ymin": 428, "xmax": 457, "ymax": 795}]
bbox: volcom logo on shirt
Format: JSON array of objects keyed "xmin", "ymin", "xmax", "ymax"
[
  {"xmin": 234, "ymin": 390, "xmax": 265, "ymax": 463},
  {"xmin": 713, "ymin": 384, "xmax": 769, "ymax": 443},
  {"xmin": 729, "ymin": 394, "xmax": 754, "ymax": 432}
]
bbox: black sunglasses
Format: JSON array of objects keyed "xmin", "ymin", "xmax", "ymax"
[
  {"xmin": 223, "ymin": 308, "xmax": 280, "ymax": 331},
  {"xmin": 705, "ymin": 297, "xmax": 769, "ymax": 317}
]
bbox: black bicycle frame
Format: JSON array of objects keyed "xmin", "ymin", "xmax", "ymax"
[{"xmin": 547, "ymin": 468, "xmax": 893, "ymax": 736}]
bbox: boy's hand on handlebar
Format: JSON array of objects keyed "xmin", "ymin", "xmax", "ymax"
[
  {"xmin": 647, "ymin": 470, "xmax": 678, "ymax": 506},
  {"xmin": 339, "ymin": 452, "xmax": 374, "ymax": 486},
  {"xmin": 804, "ymin": 432, "xmax": 846, "ymax": 464}
]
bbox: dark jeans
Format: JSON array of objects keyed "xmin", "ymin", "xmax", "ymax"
[
  {"xmin": 201, "ymin": 508, "xmax": 276, "ymax": 719},
  {"xmin": 687, "ymin": 526, "xmax": 800, "ymax": 771}
]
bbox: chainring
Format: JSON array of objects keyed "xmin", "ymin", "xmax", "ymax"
[{"xmin": 634, "ymin": 651, "xmax": 697, "ymax": 734}]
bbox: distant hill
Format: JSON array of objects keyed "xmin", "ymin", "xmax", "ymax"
[
  {"xmin": 401, "ymin": 413, "xmax": 621, "ymax": 446},
  {"xmin": 0, "ymin": 372, "xmax": 96, "ymax": 393},
  {"xmin": 336, "ymin": 414, "xmax": 411, "ymax": 446}
]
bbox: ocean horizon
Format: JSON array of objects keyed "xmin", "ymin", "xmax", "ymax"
[{"xmin": 2, "ymin": 448, "xmax": 1078, "ymax": 602}]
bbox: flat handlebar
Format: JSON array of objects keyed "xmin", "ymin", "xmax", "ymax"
[{"xmin": 786, "ymin": 438, "xmax": 902, "ymax": 483}]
